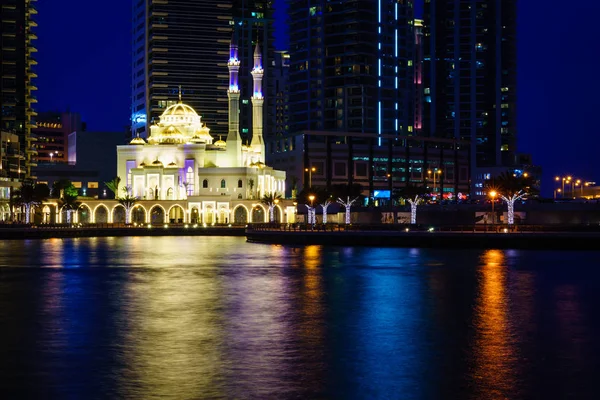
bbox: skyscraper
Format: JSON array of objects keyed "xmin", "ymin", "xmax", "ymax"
[
  {"xmin": 423, "ymin": 0, "xmax": 518, "ymax": 173},
  {"xmin": 131, "ymin": 0, "xmax": 276, "ymax": 144},
  {"xmin": 287, "ymin": 0, "xmax": 415, "ymax": 143},
  {"xmin": 0, "ymin": 0, "xmax": 38, "ymax": 179}
]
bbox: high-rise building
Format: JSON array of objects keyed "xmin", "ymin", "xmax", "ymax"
[
  {"xmin": 131, "ymin": 0, "xmax": 277, "ymax": 144},
  {"xmin": 33, "ymin": 111, "xmax": 82, "ymax": 164},
  {"xmin": 287, "ymin": 0, "xmax": 415, "ymax": 142},
  {"xmin": 0, "ymin": 0, "xmax": 38, "ymax": 179},
  {"xmin": 423, "ymin": 0, "xmax": 518, "ymax": 174},
  {"xmin": 414, "ymin": 19, "xmax": 424, "ymax": 136}
]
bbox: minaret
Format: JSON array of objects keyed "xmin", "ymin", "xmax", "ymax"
[
  {"xmin": 250, "ymin": 40, "xmax": 265, "ymax": 163},
  {"xmin": 226, "ymin": 33, "xmax": 243, "ymax": 167}
]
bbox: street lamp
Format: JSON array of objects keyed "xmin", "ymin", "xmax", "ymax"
[
  {"xmin": 305, "ymin": 166, "xmax": 316, "ymax": 189},
  {"xmin": 308, "ymin": 194, "xmax": 315, "ymax": 206},
  {"xmin": 554, "ymin": 188, "xmax": 561, "ymax": 200},
  {"xmin": 489, "ymin": 190, "xmax": 497, "ymax": 224},
  {"xmin": 427, "ymin": 169, "xmax": 442, "ymax": 196},
  {"xmin": 49, "ymin": 152, "xmax": 53, "ymax": 163}
]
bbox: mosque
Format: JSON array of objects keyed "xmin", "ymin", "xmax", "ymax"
[{"xmin": 51, "ymin": 38, "xmax": 294, "ymax": 225}]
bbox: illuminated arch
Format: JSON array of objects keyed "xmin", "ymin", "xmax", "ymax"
[
  {"xmin": 274, "ymin": 204, "xmax": 284, "ymax": 223},
  {"xmin": 112, "ymin": 204, "xmax": 126, "ymax": 224},
  {"xmin": 148, "ymin": 204, "xmax": 167, "ymax": 224},
  {"xmin": 132, "ymin": 204, "xmax": 147, "ymax": 224},
  {"xmin": 77, "ymin": 203, "xmax": 92, "ymax": 224},
  {"xmin": 251, "ymin": 204, "xmax": 266, "ymax": 223},
  {"xmin": 93, "ymin": 203, "xmax": 110, "ymax": 223},
  {"xmin": 167, "ymin": 204, "xmax": 186, "ymax": 223},
  {"xmin": 232, "ymin": 204, "xmax": 249, "ymax": 224}
]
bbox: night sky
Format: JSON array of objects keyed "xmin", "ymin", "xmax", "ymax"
[{"xmin": 35, "ymin": 1, "xmax": 600, "ymax": 193}]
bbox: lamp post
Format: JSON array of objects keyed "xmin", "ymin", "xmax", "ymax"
[
  {"xmin": 49, "ymin": 152, "xmax": 53, "ymax": 163},
  {"xmin": 554, "ymin": 188, "xmax": 561, "ymax": 200},
  {"xmin": 428, "ymin": 169, "xmax": 442, "ymax": 198},
  {"xmin": 305, "ymin": 166, "xmax": 316, "ymax": 189},
  {"xmin": 489, "ymin": 190, "xmax": 497, "ymax": 224}
]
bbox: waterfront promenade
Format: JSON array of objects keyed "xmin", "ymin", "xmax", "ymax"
[{"xmin": 246, "ymin": 223, "xmax": 600, "ymax": 250}]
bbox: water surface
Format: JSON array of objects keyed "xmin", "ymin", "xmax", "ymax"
[{"xmin": 0, "ymin": 237, "xmax": 599, "ymax": 399}]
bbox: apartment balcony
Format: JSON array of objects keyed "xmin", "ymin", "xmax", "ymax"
[
  {"xmin": 26, "ymin": 148, "xmax": 38, "ymax": 155},
  {"xmin": 28, "ymin": 84, "xmax": 38, "ymax": 91},
  {"xmin": 25, "ymin": 108, "xmax": 37, "ymax": 116},
  {"xmin": 27, "ymin": 59, "xmax": 38, "ymax": 66},
  {"xmin": 28, "ymin": 20, "xmax": 38, "ymax": 27},
  {"xmin": 26, "ymin": 70, "xmax": 37, "ymax": 78},
  {"xmin": 26, "ymin": 95, "xmax": 37, "ymax": 103},
  {"xmin": 26, "ymin": 161, "xmax": 38, "ymax": 167}
]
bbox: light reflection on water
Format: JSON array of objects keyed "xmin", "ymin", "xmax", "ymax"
[{"xmin": 0, "ymin": 237, "xmax": 599, "ymax": 399}]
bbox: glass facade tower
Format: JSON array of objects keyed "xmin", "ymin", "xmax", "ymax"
[
  {"xmin": 0, "ymin": 0, "xmax": 38, "ymax": 178},
  {"xmin": 287, "ymin": 0, "xmax": 415, "ymax": 144},
  {"xmin": 423, "ymin": 0, "xmax": 518, "ymax": 169}
]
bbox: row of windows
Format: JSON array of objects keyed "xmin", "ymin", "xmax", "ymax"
[{"xmin": 202, "ymin": 179, "xmax": 244, "ymax": 189}]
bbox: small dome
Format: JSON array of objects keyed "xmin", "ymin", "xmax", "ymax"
[
  {"xmin": 167, "ymin": 161, "xmax": 178, "ymax": 167},
  {"xmin": 139, "ymin": 162, "xmax": 146, "ymax": 167},
  {"xmin": 152, "ymin": 159, "xmax": 163, "ymax": 166},
  {"xmin": 214, "ymin": 137, "xmax": 226, "ymax": 148},
  {"xmin": 130, "ymin": 136, "xmax": 146, "ymax": 145}
]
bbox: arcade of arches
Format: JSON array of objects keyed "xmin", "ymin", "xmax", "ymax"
[{"xmin": 30, "ymin": 199, "xmax": 296, "ymax": 225}]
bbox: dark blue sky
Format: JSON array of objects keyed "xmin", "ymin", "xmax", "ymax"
[{"xmin": 35, "ymin": 1, "xmax": 600, "ymax": 191}]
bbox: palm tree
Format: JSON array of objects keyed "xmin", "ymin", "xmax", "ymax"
[
  {"xmin": 394, "ymin": 184, "xmax": 429, "ymax": 225},
  {"xmin": 261, "ymin": 192, "xmax": 283, "ymax": 223},
  {"xmin": 58, "ymin": 182, "xmax": 80, "ymax": 224},
  {"xmin": 492, "ymin": 171, "xmax": 538, "ymax": 225},
  {"xmin": 118, "ymin": 186, "xmax": 139, "ymax": 224},
  {"xmin": 105, "ymin": 176, "xmax": 121, "ymax": 199},
  {"xmin": 13, "ymin": 179, "xmax": 49, "ymax": 224}
]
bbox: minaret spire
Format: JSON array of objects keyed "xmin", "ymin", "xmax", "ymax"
[
  {"xmin": 250, "ymin": 38, "xmax": 265, "ymax": 163},
  {"xmin": 178, "ymin": 85, "xmax": 182, "ymax": 103},
  {"xmin": 225, "ymin": 31, "xmax": 243, "ymax": 167}
]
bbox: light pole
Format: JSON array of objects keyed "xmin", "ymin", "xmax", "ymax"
[
  {"xmin": 554, "ymin": 188, "xmax": 561, "ymax": 200},
  {"xmin": 489, "ymin": 190, "xmax": 497, "ymax": 224},
  {"xmin": 427, "ymin": 169, "xmax": 441, "ymax": 196},
  {"xmin": 49, "ymin": 152, "xmax": 53, "ymax": 163},
  {"xmin": 305, "ymin": 166, "xmax": 316, "ymax": 189}
]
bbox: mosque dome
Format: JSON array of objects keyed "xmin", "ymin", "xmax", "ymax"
[
  {"xmin": 148, "ymin": 98, "xmax": 213, "ymax": 145},
  {"xmin": 162, "ymin": 103, "xmax": 198, "ymax": 117},
  {"xmin": 151, "ymin": 159, "xmax": 163, "ymax": 167}
]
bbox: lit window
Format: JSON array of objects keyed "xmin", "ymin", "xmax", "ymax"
[{"xmin": 186, "ymin": 167, "xmax": 194, "ymax": 195}]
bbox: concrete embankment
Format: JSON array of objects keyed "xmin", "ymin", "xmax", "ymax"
[
  {"xmin": 0, "ymin": 226, "xmax": 245, "ymax": 240},
  {"xmin": 246, "ymin": 230, "xmax": 600, "ymax": 250}
]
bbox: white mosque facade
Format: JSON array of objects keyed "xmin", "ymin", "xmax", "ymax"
[{"xmin": 53, "ymin": 40, "xmax": 294, "ymax": 225}]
